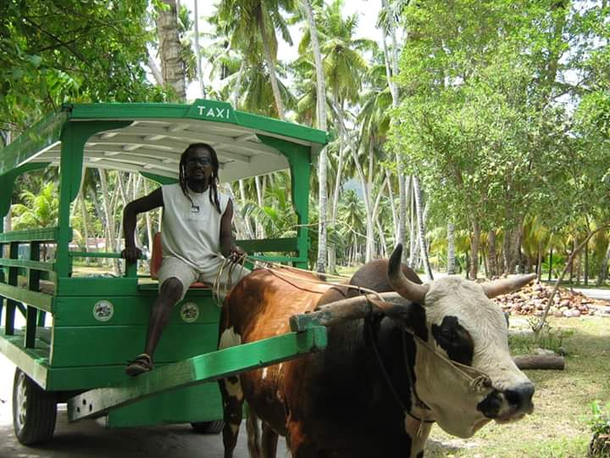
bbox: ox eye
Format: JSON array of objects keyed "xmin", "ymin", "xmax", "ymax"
[{"xmin": 441, "ymin": 328, "xmax": 455, "ymax": 341}]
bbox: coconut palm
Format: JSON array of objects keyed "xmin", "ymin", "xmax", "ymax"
[{"xmin": 216, "ymin": 0, "xmax": 296, "ymax": 120}]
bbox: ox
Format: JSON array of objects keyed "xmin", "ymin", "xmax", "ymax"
[{"xmin": 218, "ymin": 245, "xmax": 535, "ymax": 457}]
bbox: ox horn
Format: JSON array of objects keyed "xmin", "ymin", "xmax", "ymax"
[
  {"xmin": 388, "ymin": 244, "xmax": 429, "ymax": 304},
  {"xmin": 481, "ymin": 273, "xmax": 537, "ymax": 298}
]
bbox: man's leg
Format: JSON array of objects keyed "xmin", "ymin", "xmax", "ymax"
[
  {"xmin": 143, "ymin": 277, "xmax": 183, "ymax": 357},
  {"xmin": 126, "ymin": 258, "xmax": 195, "ymax": 376}
]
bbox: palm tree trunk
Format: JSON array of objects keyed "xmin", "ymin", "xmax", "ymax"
[
  {"xmin": 193, "ymin": 0, "xmax": 205, "ymax": 98},
  {"xmin": 232, "ymin": 61, "xmax": 246, "ymax": 107},
  {"xmin": 254, "ymin": 176, "xmax": 267, "ymax": 239},
  {"xmin": 238, "ymin": 180, "xmax": 255, "ymax": 238},
  {"xmin": 408, "ymin": 177, "xmax": 417, "ymax": 267},
  {"xmin": 413, "ymin": 177, "xmax": 433, "ymax": 280},
  {"xmin": 156, "ymin": 0, "xmax": 186, "ymax": 100},
  {"xmin": 147, "ymin": 53, "xmax": 163, "ymax": 86},
  {"xmin": 255, "ymin": 4, "xmax": 285, "ymax": 119}
]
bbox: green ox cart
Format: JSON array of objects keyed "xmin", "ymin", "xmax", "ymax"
[{"xmin": 0, "ymin": 100, "xmax": 328, "ymax": 445}]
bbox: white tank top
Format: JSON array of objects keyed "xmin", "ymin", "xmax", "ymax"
[{"xmin": 161, "ymin": 183, "xmax": 230, "ymax": 269}]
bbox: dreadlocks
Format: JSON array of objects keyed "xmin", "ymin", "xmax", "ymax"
[{"xmin": 179, "ymin": 143, "xmax": 222, "ymax": 214}]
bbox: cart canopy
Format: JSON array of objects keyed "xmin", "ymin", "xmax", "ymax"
[{"xmin": 0, "ymin": 100, "xmax": 328, "ymax": 182}]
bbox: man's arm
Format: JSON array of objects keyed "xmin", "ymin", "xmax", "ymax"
[
  {"xmin": 122, "ymin": 187, "xmax": 163, "ymax": 263},
  {"xmin": 220, "ymin": 199, "xmax": 245, "ymax": 260}
]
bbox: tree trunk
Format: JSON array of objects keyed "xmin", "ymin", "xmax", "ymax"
[
  {"xmin": 548, "ymin": 247, "xmax": 553, "ymax": 281},
  {"xmin": 238, "ymin": 180, "xmax": 255, "ymax": 239},
  {"xmin": 232, "ymin": 61, "xmax": 245, "ymax": 107},
  {"xmin": 193, "ymin": 0, "xmax": 205, "ymax": 98},
  {"xmin": 447, "ymin": 222, "xmax": 456, "ymax": 275},
  {"xmin": 147, "ymin": 53, "xmax": 163, "ymax": 86},
  {"xmin": 488, "ymin": 229, "xmax": 498, "ymax": 278},
  {"xmin": 597, "ymin": 240, "xmax": 610, "ymax": 286},
  {"xmin": 255, "ymin": 3, "xmax": 285, "ymax": 119},
  {"xmin": 413, "ymin": 176, "xmax": 433, "ymax": 280},
  {"xmin": 156, "ymin": 0, "xmax": 186, "ymax": 100},
  {"xmin": 408, "ymin": 177, "xmax": 417, "ymax": 267},
  {"xmin": 584, "ymin": 238, "xmax": 589, "ymax": 286},
  {"xmin": 97, "ymin": 169, "xmax": 118, "ymax": 273},
  {"xmin": 469, "ymin": 219, "xmax": 481, "ymax": 280},
  {"xmin": 254, "ymin": 176, "xmax": 266, "ymax": 239},
  {"xmin": 503, "ymin": 225, "xmax": 522, "ymax": 274}
]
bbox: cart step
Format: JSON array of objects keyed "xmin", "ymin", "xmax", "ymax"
[{"xmin": 67, "ymin": 326, "xmax": 327, "ymax": 422}]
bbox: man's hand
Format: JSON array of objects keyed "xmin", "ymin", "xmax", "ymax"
[
  {"xmin": 229, "ymin": 245, "xmax": 247, "ymax": 262},
  {"xmin": 121, "ymin": 246, "xmax": 142, "ymax": 264}
]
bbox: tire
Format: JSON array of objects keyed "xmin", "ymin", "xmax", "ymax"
[
  {"xmin": 12, "ymin": 368, "xmax": 57, "ymax": 445},
  {"xmin": 191, "ymin": 420, "xmax": 224, "ymax": 434}
]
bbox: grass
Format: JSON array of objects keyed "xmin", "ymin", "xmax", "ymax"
[{"xmin": 424, "ymin": 317, "xmax": 610, "ymax": 457}]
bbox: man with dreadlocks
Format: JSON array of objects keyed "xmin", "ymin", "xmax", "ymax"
[{"xmin": 121, "ymin": 143, "xmax": 249, "ymax": 376}]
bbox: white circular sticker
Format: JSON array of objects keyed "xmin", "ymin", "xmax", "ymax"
[
  {"xmin": 93, "ymin": 300, "xmax": 114, "ymax": 322},
  {"xmin": 180, "ymin": 302, "xmax": 200, "ymax": 323}
]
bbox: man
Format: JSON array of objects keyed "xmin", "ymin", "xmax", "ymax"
[{"xmin": 122, "ymin": 143, "xmax": 249, "ymax": 376}]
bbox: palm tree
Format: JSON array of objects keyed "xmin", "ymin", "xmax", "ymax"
[
  {"xmin": 156, "ymin": 0, "xmax": 187, "ymax": 100},
  {"xmin": 216, "ymin": 0, "xmax": 296, "ymax": 120},
  {"xmin": 12, "ymin": 182, "xmax": 59, "ymax": 230}
]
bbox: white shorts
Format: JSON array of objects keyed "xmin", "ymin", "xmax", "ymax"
[{"xmin": 157, "ymin": 256, "xmax": 250, "ymax": 301}]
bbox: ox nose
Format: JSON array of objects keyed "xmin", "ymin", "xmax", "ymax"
[{"xmin": 505, "ymin": 382, "xmax": 535, "ymax": 412}]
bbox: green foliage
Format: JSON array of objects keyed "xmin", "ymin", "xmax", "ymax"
[
  {"xmin": 388, "ymin": 0, "xmax": 610, "ymax": 273},
  {"xmin": 508, "ymin": 319, "xmax": 572, "ymax": 356},
  {"xmin": 11, "ymin": 181, "xmax": 59, "ymax": 230},
  {"xmin": 1, "ymin": 0, "xmax": 167, "ymax": 131},
  {"xmin": 588, "ymin": 401, "xmax": 610, "ymax": 457}
]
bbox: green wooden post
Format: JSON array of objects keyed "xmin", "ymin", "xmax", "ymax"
[
  {"xmin": 56, "ymin": 121, "xmax": 131, "ymax": 279},
  {"xmin": 257, "ymin": 136, "xmax": 312, "ymax": 268},
  {"xmin": 25, "ymin": 241, "xmax": 40, "ymax": 348},
  {"xmin": 6, "ymin": 242, "xmax": 18, "ymax": 335}
]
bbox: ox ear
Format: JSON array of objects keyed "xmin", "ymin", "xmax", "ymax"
[
  {"xmin": 481, "ymin": 273, "xmax": 537, "ymax": 298},
  {"xmin": 388, "ymin": 244, "xmax": 429, "ymax": 305}
]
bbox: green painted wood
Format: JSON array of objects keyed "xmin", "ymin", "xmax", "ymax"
[
  {"xmin": 53, "ymin": 296, "xmax": 220, "ymax": 326},
  {"xmin": 67, "ymin": 326, "xmax": 327, "ymax": 422},
  {"xmin": 0, "ymin": 284, "xmax": 53, "ymax": 312},
  {"xmin": 69, "ymin": 251, "xmax": 124, "ymax": 259},
  {"xmin": 55, "ymin": 276, "xmax": 214, "ymax": 297},
  {"xmin": 103, "ymin": 382, "xmax": 222, "ymax": 427},
  {"xmin": 0, "ymin": 329, "xmax": 50, "ymax": 389},
  {"xmin": 139, "ymin": 172, "xmax": 178, "ymax": 185},
  {"xmin": 6, "ymin": 242, "xmax": 18, "ymax": 335},
  {"xmin": 0, "ymin": 110, "xmax": 66, "ymax": 176},
  {"xmin": 237, "ymin": 237, "xmax": 298, "ymax": 253},
  {"xmin": 50, "ymin": 323, "xmax": 219, "ymax": 367},
  {"xmin": 0, "ymin": 227, "xmax": 58, "ymax": 243},
  {"xmin": 66, "ymin": 101, "xmax": 328, "ymax": 146},
  {"xmin": 0, "ymin": 258, "xmax": 55, "ymax": 272},
  {"xmin": 249, "ymin": 256, "xmax": 307, "ymax": 263},
  {"xmin": 56, "ymin": 277, "xmax": 139, "ymax": 296},
  {"xmin": 56, "ymin": 122, "xmax": 131, "ymax": 279},
  {"xmin": 258, "ymin": 136, "xmax": 312, "ymax": 268}
]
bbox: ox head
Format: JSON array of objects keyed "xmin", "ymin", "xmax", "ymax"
[{"xmin": 384, "ymin": 244, "xmax": 535, "ymax": 438}]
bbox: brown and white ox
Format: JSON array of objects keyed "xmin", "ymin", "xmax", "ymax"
[{"xmin": 218, "ymin": 245, "xmax": 535, "ymax": 458}]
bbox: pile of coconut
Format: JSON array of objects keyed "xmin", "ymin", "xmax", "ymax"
[{"xmin": 492, "ymin": 280, "xmax": 610, "ymax": 318}]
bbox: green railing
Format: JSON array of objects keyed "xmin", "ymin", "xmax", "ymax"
[{"xmin": 0, "ymin": 227, "xmax": 60, "ymax": 347}]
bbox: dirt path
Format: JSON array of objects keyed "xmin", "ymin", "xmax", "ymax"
[{"xmin": 0, "ymin": 353, "xmax": 287, "ymax": 458}]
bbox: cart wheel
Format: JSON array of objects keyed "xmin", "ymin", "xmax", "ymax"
[
  {"xmin": 12, "ymin": 368, "xmax": 57, "ymax": 445},
  {"xmin": 191, "ymin": 420, "xmax": 224, "ymax": 434}
]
